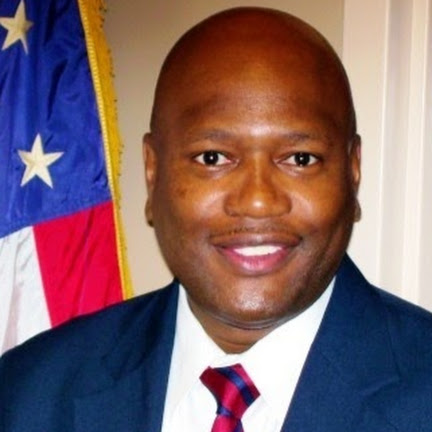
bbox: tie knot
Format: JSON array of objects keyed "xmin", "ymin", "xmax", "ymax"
[{"xmin": 200, "ymin": 363, "xmax": 260, "ymax": 421}]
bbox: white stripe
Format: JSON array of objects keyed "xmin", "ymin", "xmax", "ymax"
[{"xmin": 0, "ymin": 227, "xmax": 51, "ymax": 354}]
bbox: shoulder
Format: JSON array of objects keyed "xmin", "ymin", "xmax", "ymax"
[
  {"xmin": 376, "ymin": 286, "xmax": 432, "ymax": 365},
  {"xmin": 338, "ymin": 255, "xmax": 432, "ymax": 336},
  {"xmin": 371, "ymin": 289, "xmax": 432, "ymax": 428},
  {"xmin": 0, "ymin": 281, "xmax": 178, "ymax": 385},
  {"xmin": 0, "ymin": 282, "xmax": 178, "ymax": 431},
  {"xmin": 323, "ymin": 257, "xmax": 432, "ymax": 427},
  {"xmin": 334, "ymin": 255, "xmax": 432, "ymax": 372}
]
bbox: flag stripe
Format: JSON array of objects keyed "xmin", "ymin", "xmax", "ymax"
[
  {"xmin": 0, "ymin": 227, "xmax": 51, "ymax": 353},
  {"xmin": 33, "ymin": 200, "xmax": 123, "ymax": 326}
]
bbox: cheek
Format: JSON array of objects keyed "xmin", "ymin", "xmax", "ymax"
[
  {"xmin": 153, "ymin": 172, "xmax": 189, "ymax": 216},
  {"xmin": 153, "ymin": 174, "xmax": 222, "ymax": 239},
  {"xmin": 290, "ymin": 178, "xmax": 355, "ymax": 233},
  {"xmin": 173, "ymin": 184, "xmax": 188, "ymax": 200}
]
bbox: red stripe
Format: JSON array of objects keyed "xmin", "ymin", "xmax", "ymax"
[
  {"xmin": 232, "ymin": 364, "xmax": 260, "ymax": 400},
  {"xmin": 33, "ymin": 201, "xmax": 124, "ymax": 326},
  {"xmin": 201, "ymin": 366, "xmax": 249, "ymax": 418}
]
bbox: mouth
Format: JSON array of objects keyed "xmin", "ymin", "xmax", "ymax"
[
  {"xmin": 215, "ymin": 237, "xmax": 299, "ymax": 276},
  {"xmin": 232, "ymin": 244, "xmax": 283, "ymax": 257}
]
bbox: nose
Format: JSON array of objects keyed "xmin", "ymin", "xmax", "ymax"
[{"xmin": 224, "ymin": 156, "xmax": 291, "ymax": 219}]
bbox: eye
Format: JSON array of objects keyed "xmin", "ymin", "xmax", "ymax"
[
  {"xmin": 194, "ymin": 151, "xmax": 231, "ymax": 166},
  {"xmin": 285, "ymin": 152, "xmax": 319, "ymax": 167}
]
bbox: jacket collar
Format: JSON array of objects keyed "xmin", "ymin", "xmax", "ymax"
[
  {"xmin": 74, "ymin": 282, "xmax": 179, "ymax": 432},
  {"xmin": 281, "ymin": 255, "xmax": 399, "ymax": 431}
]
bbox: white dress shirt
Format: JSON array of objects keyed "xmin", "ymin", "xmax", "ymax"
[{"xmin": 161, "ymin": 281, "xmax": 333, "ymax": 432}]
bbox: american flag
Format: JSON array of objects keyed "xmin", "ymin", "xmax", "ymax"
[{"xmin": 0, "ymin": 0, "xmax": 131, "ymax": 353}]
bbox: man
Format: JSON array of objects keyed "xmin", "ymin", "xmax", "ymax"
[{"xmin": 1, "ymin": 7, "xmax": 432, "ymax": 432}]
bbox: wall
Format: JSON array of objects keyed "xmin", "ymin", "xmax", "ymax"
[
  {"xmin": 104, "ymin": 0, "xmax": 345, "ymax": 294},
  {"xmin": 343, "ymin": 0, "xmax": 432, "ymax": 308}
]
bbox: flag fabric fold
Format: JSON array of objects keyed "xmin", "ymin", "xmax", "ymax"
[{"xmin": 0, "ymin": 0, "xmax": 131, "ymax": 354}]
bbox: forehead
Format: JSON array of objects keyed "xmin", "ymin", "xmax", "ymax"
[
  {"xmin": 152, "ymin": 12, "xmax": 353, "ymax": 141},
  {"xmin": 160, "ymin": 52, "xmax": 348, "ymax": 141}
]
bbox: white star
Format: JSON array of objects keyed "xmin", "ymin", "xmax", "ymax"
[
  {"xmin": 18, "ymin": 134, "xmax": 64, "ymax": 188},
  {"xmin": 0, "ymin": 0, "xmax": 33, "ymax": 54}
]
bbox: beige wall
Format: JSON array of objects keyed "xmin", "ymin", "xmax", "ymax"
[
  {"xmin": 104, "ymin": 1, "xmax": 345, "ymax": 294},
  {"xmin": 342, "ymin": 0, "xmax": 432, "ymax": 309}
]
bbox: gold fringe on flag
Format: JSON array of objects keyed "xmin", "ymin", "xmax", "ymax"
[{"xmin": 77, "ymin": 0, "xmax": 133, "ymax": 298}]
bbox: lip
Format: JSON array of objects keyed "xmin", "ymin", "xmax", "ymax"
[{"xmin": 213, "ymin": 233, "xmax": 300, "ymax": 275}]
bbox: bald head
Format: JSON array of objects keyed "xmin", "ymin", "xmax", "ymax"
[{"xmin": 150, "ymin": 7, "xmax": 356, "ymax": 140}]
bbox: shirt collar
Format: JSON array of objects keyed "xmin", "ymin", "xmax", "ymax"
[{"xmin": 165, "ymin": 280, "xmax": 334, "ymax": 423}]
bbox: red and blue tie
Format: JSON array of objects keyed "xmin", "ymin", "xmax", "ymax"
[{"xmin": 200, "ymin": 363, "xmax": 260, "ymax": 432}]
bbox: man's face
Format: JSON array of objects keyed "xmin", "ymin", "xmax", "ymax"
[{"xmin": 145, "ymin": 42, "xmax": 360, "ymax": 338}]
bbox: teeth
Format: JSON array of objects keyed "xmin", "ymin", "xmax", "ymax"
[{"xmin": 234, "ymin": 245, "xmax": 281, "ymax": 257}]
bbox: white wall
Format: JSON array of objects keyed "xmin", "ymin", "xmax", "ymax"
[
  {"xmin": 104, "ymin": 0, "xmax": 345, "ymax": 294},
  {"xmin": 343, "ymin": 0, "xmax": 432, "ymax": 309}
]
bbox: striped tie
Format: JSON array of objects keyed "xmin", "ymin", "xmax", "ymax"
[{"xmin": 200, "ymin": 363, "xmax": 260, "ymax": 432}]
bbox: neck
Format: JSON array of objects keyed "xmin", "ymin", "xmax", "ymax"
[{"xmin": 188, "ymin": 299, "xmax": 283, "ymax": 354}]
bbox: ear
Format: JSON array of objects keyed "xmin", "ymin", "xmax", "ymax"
[
  {"xmin": 143, "ymin": 133, "xmax": 157, "ymax": 226},
  {"xmin": 349, "ymin": 134, "xmax": 362, "ymax": 221},
  {"xmin": 350, "ymin": 134, "xmax": 361, "ymax": 194}
]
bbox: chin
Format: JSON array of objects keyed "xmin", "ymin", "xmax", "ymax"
[{"xmin": 216, "ymin": 298, "xmax": 292, "ymax": 330}]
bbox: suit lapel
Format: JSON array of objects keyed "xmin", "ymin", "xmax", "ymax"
[
  {"xmin": 281, "ymin": 351, "xmax": 398, "ymax": 432},
  {"xmin": 281, "ymin": 256, "xmax": 399, "ymax": 432},
  {"xmin": 74, "ymin": 283, "xmax": 179, "ymax": 432}
]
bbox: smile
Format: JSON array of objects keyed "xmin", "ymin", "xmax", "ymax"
[
  {"xmin": 218, "ymin": 242, "xmax": 293, "ymax": 275},
  {"xmin": 232, "ymin": 245, "xmax": 283, "ymax": 257}
]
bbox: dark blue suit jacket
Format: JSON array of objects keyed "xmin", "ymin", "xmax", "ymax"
[{"xmin": 1, "ymin": 255, "xmax": 432, "ymax": 431}]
